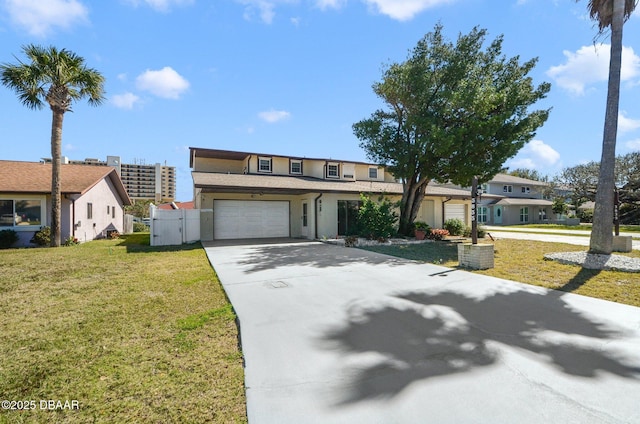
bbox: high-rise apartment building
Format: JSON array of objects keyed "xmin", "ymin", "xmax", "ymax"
[{"xmin": 42, "ymin": 156, "xmax": 176, "ymax": 202}]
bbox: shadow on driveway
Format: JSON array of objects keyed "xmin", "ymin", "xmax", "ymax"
[
  {"xmin": 320, "ymin": 287, "xmax": 640, "ymax": 405},
  {"xmin": 233, "ymin": 242, "xmax": 414, "ymax": 273}
]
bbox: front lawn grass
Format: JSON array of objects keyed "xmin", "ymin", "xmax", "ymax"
[
  {"xmin": 361, "ymin": 239, "xmax": 640, "ymax": 307},
  {"xmin": 0, "ymin": 234, "xmax": 246, "ymax": 423}
]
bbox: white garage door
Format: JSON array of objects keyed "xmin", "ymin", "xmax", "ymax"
[
  {"xmin": 214, "ymin": 200, "xmax": 290, "ymax": 240},
  {"xmin": 445, "ymin": 203, "xmax": 466, "ymax": 223}
]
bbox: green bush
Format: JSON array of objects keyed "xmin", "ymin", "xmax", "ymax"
[
  {"xmin": 0, "ymin": 229, "xmax": 19, "ymax": 249},
  {"xmin": 444, "ymin": 218, "xmax": 465, "ymax": 236},
  {"xmin": 357, "ymin": 194, "xmax": 398, "ymax": 241},
  {"xmin": 133, "ymin": 222, "xmax": 149, "ymax": 232},
  {"xmin": 578, "ymin": 208, "xmax": 594, "ymax": 223},
  {"xmin": 413, "ymin": 221, "xmax": 430, "ymax": 231},
  {"xmin": 31, "ymin": 226, "xmax": 51, "ymax": 246},
  {"xmin": 463, "ymin": 225, "xmax": 486, "ymax": 239}
]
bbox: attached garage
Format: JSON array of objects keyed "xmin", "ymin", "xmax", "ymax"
[
  {"xmin": 213, "ymin": 200, "xmax": 290, "ymax": 239},
  {"xmin": 444, "ymin": 203, "xmax": 466, "ymax": 223}
]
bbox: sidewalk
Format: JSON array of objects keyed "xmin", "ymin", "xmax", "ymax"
[
  {"xmin": 483, "ymin": 226, "xmax": 640, "ymax": 250},
  {"xmin": 483, "ymin": 225, "xmax": 640, "ymax": 239}
]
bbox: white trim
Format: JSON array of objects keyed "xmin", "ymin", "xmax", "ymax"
[{"xmin": 258, "ymin": 156, "xmax": 272, "ymax": 173}]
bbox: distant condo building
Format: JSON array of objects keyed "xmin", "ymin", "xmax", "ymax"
[{"xmin": 42, "ymin": 156, "xmax": 176, "ymax": 202}]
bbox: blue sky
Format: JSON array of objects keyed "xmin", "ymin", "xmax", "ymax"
[{"xmin": 1, "ymin": 0, "xmax": 639, "ymax": 201}]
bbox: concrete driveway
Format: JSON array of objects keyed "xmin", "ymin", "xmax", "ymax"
[{"xmin": 203, "ymin": 240, "xmax": 640, "ymax": 424}]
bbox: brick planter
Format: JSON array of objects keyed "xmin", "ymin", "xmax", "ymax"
[
  {"xmin": 613, "ymin": 236, "xmax": 633, "ymax": 253},
  {"xmin": 458, "ymin": 243, "xmax": 494, "ymax": 270}
]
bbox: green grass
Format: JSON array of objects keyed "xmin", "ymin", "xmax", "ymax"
[
  {"xmin": 361, "ymin": 239, "xmax": 640, "ymax": 307},
  {"xmin": 0, "ymin": 234, "xmax": 246, "ymax": 423}
]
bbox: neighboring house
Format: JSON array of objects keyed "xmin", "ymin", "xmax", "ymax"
[
  {"xmin": 157, "ymin": 201, "xmax": 195, "ymax": 210},
  {"xmin": 474, "ymin": 174, "xmax": 553, "ymax": 226},
  {"xmin": 0, "ymin": 160, "xmax": 132, "ymax": 246},
  {"xmin": 190, "ymin": 147, "xmax": 473, "ymax": 241}
]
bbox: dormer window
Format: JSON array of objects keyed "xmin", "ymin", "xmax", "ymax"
[
  {"xmin": 290, "ymin": 159, "xmax": 302, "ymax": 175},
  {"xmin": 258, "ymin": 157, "xmax": 272, "ymax": 173},
  {"xmin": 327, "ymin": 163, "xmax": 339, "ymax": 179},
  {"xmin": 368, "ymin": 167, "xmax": 378, "ymax": 179}
]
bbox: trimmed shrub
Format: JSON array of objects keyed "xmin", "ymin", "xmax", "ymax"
[
  {"xmin": 31, "ymin": 226, "xmax": 51, "ymax": 246},
  {"xmin": 0, "ymin": 229, "xmax": 18, "ymax": 249},
  {"xmin": 357, "ymin": 194, "xmax": 398, "ymax": 241},
  {"xmin": 444, "ymin": 218, "xmax": 465, "ymax": 236}
]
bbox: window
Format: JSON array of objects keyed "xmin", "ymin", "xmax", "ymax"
[
  {"xmin": 520, "ymin": 207, "xmax": 529, "ymax": 223},
  {"xmin": 0, "ymin": 199, "xmax": 43, "ymax": 228},
  {"xmin": 327, "ymin": 163, "xmax": 339, "ymax": 178},
  {"xmin": 521, "ymin": 186, "xmax": 531, "ymax": 194},
  {"xmin": 478, "ymin": 206, "xmax": 488, "ymax": 223},
  {"xmin": 503, "ymin": 185, "xmax": 513, "ymax": 193},
  {"xmin": 258, "ymin": 157, "xmax": 272, "ymax": 173},
  {"xmin": 290, "ymin": 160, "xmax": 302, "ymax": 175},
  {"xmin": 112, "ymin": 206, "xmax": 116, "ymax": 218},
  {"xmin": 368, "ymin": 167, "xmax": 378, "ymax": 179},
  {"xmin": 539, "ymin": 208, "xmax": 547, "ymax": 221},
  {"xmin": 302, "ymin": 203, "xmax": 308, "ymax": 227},
  {"xmin": 107, "ymin": 205, "xmax": 110, "ymax": 215},
  {"xmin": 87, "ymin": 203, "xmax": 93, "ymax": 219}
]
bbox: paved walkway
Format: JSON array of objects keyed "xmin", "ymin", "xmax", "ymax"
[
  {"xmin": 483, "ymin": 226, "xmax": 640, "ymax": 250},
  {"xmin": 204, "ymin": 240, "xmax": 640, "ymax": 424}
]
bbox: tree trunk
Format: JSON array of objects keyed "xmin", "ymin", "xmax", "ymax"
[
  {"xmin": 588, "ymin": 0, "xmax": 624, "ymax": 255},
  {"xmin": 50, "ymin": 109, "xmax": 64, "ymax": 247},
  {"xmin": 398, "ymin": 178, "xmax": 430, "ymax": 235}
]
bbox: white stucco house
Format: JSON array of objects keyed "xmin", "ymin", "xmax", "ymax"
[{"xmin": 0, "ymin": 160, "xmax": 132, "ymax": 246}]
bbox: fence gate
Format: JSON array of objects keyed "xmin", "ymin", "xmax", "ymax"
[{"xmin": 149, "ymin": 206, "xmax": 201, "ymax": 246}]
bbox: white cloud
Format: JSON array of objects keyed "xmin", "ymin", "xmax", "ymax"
[
  {"xmin": 112, "ymin": 92, "xmax": 141, "ymax": 110},
  {"xmin": 236, "ymin": 0, "xmax": 296, "ymax": 24},
  {"xmin": 258, "ymin": 109, "xmax": 291, "ymax": 123},
  {"xmin": 626, "ymin": 138, "xmax": 640, "ymax": 150},
  {"xmin": 135, "ymin": 67, "xmax": 190, "ymax": 99},
  {"xmin": 547, "ymin": 44, "xmax": 640, "ymax": 95},
  {"xmin": 125, "ymin": 0, "xmax": 194, "ymax": 13},
  {"xmin": 315, "ymin": 0, "xmax": 346, "ymax": 10},
  {"xmin": 508, "ymin": 139, "xmax": 560, "ymax": 170},
  {"xmin": 362, "ymin": 0, "xmax": 454, "ymax": 21},
  {"xmin": 618, "ymin": 111, "xmax": 640, "ymax": 134},
  {"xmin": 4, "ymin": 0, "xmax": 89, "ymax": 36}
]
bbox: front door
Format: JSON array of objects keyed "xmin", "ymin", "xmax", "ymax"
[{"xmin": 494, "ymin": 206, "xmax": 503, "ymax": 224}]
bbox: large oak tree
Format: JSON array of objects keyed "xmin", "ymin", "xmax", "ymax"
[{"xmin": 353, "ymin": 25, "xmax": 551, "ymax": 235}]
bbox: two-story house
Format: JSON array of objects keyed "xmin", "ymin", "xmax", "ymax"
[
  {"xmin": 190, "ymin": 147, "xmax": 473, "ymax": 241},
  {"xmin": 475, "ymin": 174, "xmax": 553, "ymax": 226}
]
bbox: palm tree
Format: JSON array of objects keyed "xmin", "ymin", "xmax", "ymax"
[
  {"xmin": 581, "ymin": 0, "xmax": 637, "ymax": 254},
  {"xmin": 1, "ymin": 45, "xmax": 105, "ymax": 247}
]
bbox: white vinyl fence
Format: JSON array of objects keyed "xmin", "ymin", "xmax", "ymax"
[{"xmin": 149, "ymin": 205, "xmax": 201, "ymax": 246}]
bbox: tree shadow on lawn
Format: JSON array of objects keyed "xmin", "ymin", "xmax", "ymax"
[{"xmin": 320, "ymin": 285, "xmax": 640, "ymax": 405}]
